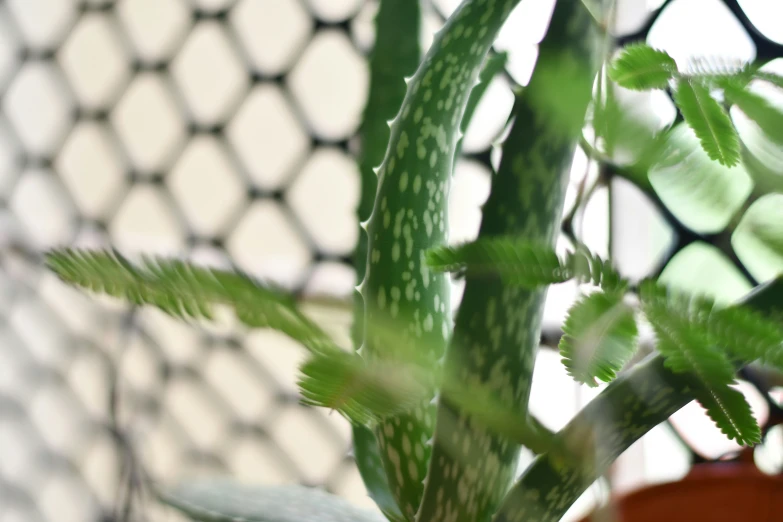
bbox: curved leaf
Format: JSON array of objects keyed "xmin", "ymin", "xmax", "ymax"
[
  {"xmin": 559, "ymin": 291, "xmax": 638, "ymax": 387},
  {"xmin": 160, "ymin": 480, "xmax": 386, "ymax": 522},
  {"xmin": 672, "ymin": 78, "xmax": 740, "ymax": 166},
  {"xmin": 608, "ymin": 43, "xmax": 677, "ymax": 91}
]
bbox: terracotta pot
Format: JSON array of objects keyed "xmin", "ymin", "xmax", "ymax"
[{"xmin": 579, "ymin": 463, "xmax": 783, "ymax": 522}]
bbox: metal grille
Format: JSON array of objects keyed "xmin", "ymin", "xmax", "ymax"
[{"xmin": 0, "ymin": 1, "xmax": 781, "ymax": 521}]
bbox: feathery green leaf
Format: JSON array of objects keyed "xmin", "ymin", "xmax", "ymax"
[
  {"xmin": 297, "ymin": 350, "xmax": 432, "ymax": 427},
  {"xmin": 46, "ymin": 248, "xmax": 334, "ymax": 354},
  {"xmin": 559, "ymin": 291, "xmax": 638, "ymax": 387},
  {"xmin": 426, "ymin": 239, "xmax": 627, "ymax": 292},
  {"xmin": 683, "ymin": 57, "xmax": 754, "ymax": 86},
  {"xmin": 608, "ymin": 43, "xmax": 678, "ymax": 91},
  {"xmin": 706, "ymin": 304, "xmax": 783, "ymax": 370},
  {"xmin": 565, "ymin": 243, "xmax": 627, "ymax": 292},
  {"xmin": 673, "ymin": 78, "xmax": 741, "ymax": 166},
  {"xmin": 640, "ymin": 282, "xmax": 761, "ymax": 445},
  {"xmin": 425, "ymin": 238, "xmax": 568, "ymax": 288},
  {"xmin": 723, "ymin": 82, "xmax": 783, "ymax": 144}
]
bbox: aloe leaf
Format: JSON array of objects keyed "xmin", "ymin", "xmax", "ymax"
[
  {"xmin": 160, "ymin": 480, "xmax": 387, "ymax": 522},
  {"xmin": 492, "ymin": 276, "xmax": 783, "ymax": 522},
  {"xmin": 416, "ymin": 2, "xmax": 607, "ymax": 522},
  {"xmin": 357, "ymin": 0, "xmax": 531, "ymax": 518},
  {"xmin": 352, "ymin": 0, "xmax": 421, "ymax": 519}
]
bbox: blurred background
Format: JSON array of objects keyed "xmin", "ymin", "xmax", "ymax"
[{"xmin": 0, "ymin": 0, "xmax": 782, "ymax": 521}]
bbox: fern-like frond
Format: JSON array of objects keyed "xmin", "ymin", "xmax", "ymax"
[
  {"xmin": 683, "ymin": 56, "xmax": 754, "ymax": 85},
  {"xmin": 46, "ymin": 248, "xmax": 334, "ymax": 354},
  {"xmin": 559, "ymin": 291, "xmax": 638, "ymax": 387},
  {"xmin": 640, "ymin": 282, "xmax": 761, "ymax": 445},
  {"xmin": 703, "ymin": 304, "xmax": 783, "ymax": 371},
  {"xmin": 298, "ymin": 350, "xmax": 433, "ymax": 427},
  {"xmin": 425, "ymin": 238, "xmax": 568, "ymax": 288},
  {"xmin": 565, "ymin": 243, "xmax": 627, "ymax": 292},
  {"xmin": 608, "ymin": 43, "xmax": 678, "ymax": 91},
  {"xmin": 672, "ymin": 78, "xmax": 741, "ymax": 166}
]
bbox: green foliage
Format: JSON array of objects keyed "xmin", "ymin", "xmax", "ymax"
[
  {"xmin": 298, "ymin": 349, "xmax": 432, "ymax": 427},
  {"xmin": 672, "ymin": 78, "xmax": 741, "ymax": 166},
  {"xmin": 352, "ymin": 0, "xmax": 421, "ymax": 518},
  {"xmin": 45, "ymin": 248, "xmax": 334, "ymax": 355},
  {"xmin": 640, "ymin": 282, "xmax": 761, "ymax": 445},
  {"xmin": 607, "ymin": 43, "xmax": 677, "ymax": 91},
  {"xmin": 160, "ymin": 480, "xmax": 386, "ymax": 522},
  {"xmin": 559, "ymin": 291, "xmax": 638, "ymax": 387},
  {"xmin": 495, "ymin": 276, "xmax": 783, "ymax": 522},
  {"xmin": 566, "ymin": 243, "xmax": 627, "ymax": 292},
  {"xmin": 426, "ymin": 238, "xmax": 625, "ymax": 292},
  {"xmin": 425, "ymin": 238, "xmax": 568, "ymax": 287}
]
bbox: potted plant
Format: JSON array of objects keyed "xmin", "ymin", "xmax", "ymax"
[{"xmin": 45, "ymin": 0, "xmax": 783, "ymax": 521}]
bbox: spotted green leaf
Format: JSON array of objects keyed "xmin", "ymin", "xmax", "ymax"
[
  {"xmin": 352, "ymin": 0, "xmax": 421, "ymax": 519},
  {"xmin": 358, "ymin": 0, "xmax": 525, "ymax": 517}
]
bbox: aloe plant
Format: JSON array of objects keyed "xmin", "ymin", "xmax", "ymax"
[{"xmin": 44, "ymin": 1, "xmax": 783, "ymax": 521}]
